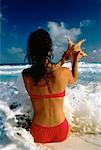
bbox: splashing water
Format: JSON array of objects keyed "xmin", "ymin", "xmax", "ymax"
[{"xmin": 0, "ymin": 62, "xmax": 101, "ymax": 149}]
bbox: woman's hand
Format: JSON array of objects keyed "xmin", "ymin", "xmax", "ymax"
[
  {"xmin": 73, "ymin": 50, "xmax": 84, "ymax": 59},
  {"xmin": 62, "ymin": 49, "xmax": 71, "ymax": 62},
  {"xmin": 70, "ymin": 51, "xmax": 84, "ymax": 64}
]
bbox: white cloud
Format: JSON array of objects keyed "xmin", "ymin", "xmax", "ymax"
[
  {"xmin": 0, "ymin": 12, "xmax": 3, "ymax": 22},
  {"xmin": 80, "ymin": 19, "xmax": 94, "ymax": 28},
  {"xmin": 92, "ymin": 50, "xmax": 96, "ymax": 53},
  {"xmin": 0, "ymin": 12, "xmax": 8, "ymax": 22},
  {"xmin": 87, "ymin": 49, "xmax": 101, "ymax": 62},
  {"xmin": 48, "ymin": 21, "xmax": 81, "ymax": 42},
  {"xmin": 92, "ymin": 49, "xmax": 101, "ymax": 54},
  {"xmin": 7, "ymin": 47, "xmax": 25, "ymax": 63},
  {"xmin": 47, "ymin": 21, "xmax": 81, "ymax": 62},
  {"xmin": 91, "ymin": 49, "xmax": 101, "ymax": 62},
  {"xmin": 92, "ymin": 49, "xmax": 101, "ymax": 58},
  {"xmin": 8, "ymin": 47, "xmax": 24, "ymax": 53}
]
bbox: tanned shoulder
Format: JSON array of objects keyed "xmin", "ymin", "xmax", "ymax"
[{"xmin": 61, "ymin": 67, "xmax": 70, "ymax": 73}]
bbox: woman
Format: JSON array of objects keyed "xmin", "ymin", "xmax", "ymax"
[{"xmin": 22, "ymin": 29, "xmax": 81, "ymax": 143}]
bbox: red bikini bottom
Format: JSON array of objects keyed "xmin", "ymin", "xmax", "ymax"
[{"xmin": 30, "ymin": 118, "xmax": 71, "ymax": 143}]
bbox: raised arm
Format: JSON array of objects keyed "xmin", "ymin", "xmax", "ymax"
[
  {"xmin": 70, "ymin": 51, "xmax": 84, "ymax": 84},
  {"xmin": 71, "ymin": 52, "xmax": 79, "ymax": 83},
  {"xmin": 49, "ymin": 38, "xmax": 87, "ymax": 76}
]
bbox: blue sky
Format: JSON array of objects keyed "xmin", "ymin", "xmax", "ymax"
[{"xmin": 0, "ymin": 0, "xmax": 101, "ymax": 64}]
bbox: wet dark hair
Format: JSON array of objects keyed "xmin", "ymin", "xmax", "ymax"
[{"xmin": 26, "ymin": 28, "xmax": 53, "ymax": 85}]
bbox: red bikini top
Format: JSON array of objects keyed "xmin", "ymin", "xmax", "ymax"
[{"xmin": 28, "ymin": 90, "xmax": 65, "ymax": 100}]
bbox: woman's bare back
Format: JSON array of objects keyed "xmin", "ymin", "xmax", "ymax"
[{"xmin": 22, "ymin": 66, "xmax": 74, "ymax": 126}]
